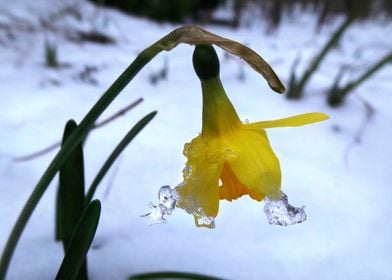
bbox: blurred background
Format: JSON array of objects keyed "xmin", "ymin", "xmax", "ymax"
[
  {"xmin": 90, "ymin": 0, "xmax": 392, "ymax": 29},
  {"xmin": 0, "ymin": 0, "xmax": 391, "ymax": 279}
]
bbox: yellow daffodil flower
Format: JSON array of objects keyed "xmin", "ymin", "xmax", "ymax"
[{"xmin": 174, "ymin": 45, "xmax": 328, "ymax": 228}]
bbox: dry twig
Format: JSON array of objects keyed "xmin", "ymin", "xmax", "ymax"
[{"xmin": 13, "ymin": 98, "xmax": 143, "ymax": 162}]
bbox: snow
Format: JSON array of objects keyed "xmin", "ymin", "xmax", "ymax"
[{"xmin": 1, "ymin": 1, "xmax": 392, "ymax": 279}]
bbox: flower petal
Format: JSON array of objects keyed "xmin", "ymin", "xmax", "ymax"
[
  {"xmin": 220, "ymin": 162, "xmax": 264, "ymax": 201},
  {"xmin": 245, "ymin": 112, "xmax": 329, "ymax": 130},
  {"xmin": 223, "ymin": 129, "xmax": 282, "ymax": 200},
  {"xmin": 175, "ymin": 136, "xmax": 224, "ymax": 228}
]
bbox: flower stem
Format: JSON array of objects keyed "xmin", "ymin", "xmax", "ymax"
[{"xmin": 0, "ymin": 45, "xmax": 161, "ymax": 280}]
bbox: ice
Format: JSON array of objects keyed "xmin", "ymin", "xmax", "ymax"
[
  {"xmin": 263, "ymin": 193, "xmax": 307, "ymax": 226},
  {"xmin": 182, "ymin": 165, "xmax": 192, "ymax": 180},
  {"xmin": 142, "ymin": 185, "xmax": 178, "ymax": 226},
  {"xmin": 141, "ymin": 203, "xmax": 168, "ymax": 225},
  {"xmin": 158, "ymin": 185, "xmax": 178, "ymax": 215},
  {"xmin": 194, "ymin": 208, "xmax": 215, "ymax": 228}
]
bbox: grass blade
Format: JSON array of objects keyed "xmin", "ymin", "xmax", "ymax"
[
  {"xmin": 85, "ymin": 111, "xmax": 157, "ymax": 203},
  {"xmin": 55, "ymin": 200, "xmax": 101, "ymax": 280}
]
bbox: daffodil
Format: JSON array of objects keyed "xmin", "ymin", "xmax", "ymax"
[{"xmin": 174, "ymin": 45, "xmax": 328, "ymax": 228}]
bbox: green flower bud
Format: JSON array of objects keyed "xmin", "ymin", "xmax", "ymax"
[{"xmin": 192, "ymin": 45, "xmax": 220, "ymax": 80}]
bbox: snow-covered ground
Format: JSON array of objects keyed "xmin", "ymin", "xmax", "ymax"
[{"xmin": 1, "ymin": 1, "xmax": 391, "ymax": 279}]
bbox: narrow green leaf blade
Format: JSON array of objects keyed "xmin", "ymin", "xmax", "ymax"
[
  {"xmin": 85, "ymin": 111, "xmax": 157, "ymax": 203},
  {"xmin": 57, "ymin": 120, "xmax": 88, "ymax": 280},
  {"xmin": 55, "ymin": 200, "xmax": 101, "ymax": 280},
  {"xmin": 55, "ymin": 184, "xmax": 62, "ymax": 241},
  {"xmin": 129, "ymin": 271, "xmax": 223, "ymax": 280},
  {"xmin": 56, "ymin": 120, "xmax": 86, "ymax": 248},
  {"xmin": 0, "ymin": 41, "xmax": 162, "ymax": 279}
]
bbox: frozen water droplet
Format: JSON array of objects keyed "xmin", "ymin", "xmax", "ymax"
[
  {"xmin": 263, "ymin": 193, "xmax": 306, "ymax": 226},
  {"xmin": 196, "ymin": 215, "xmax": 215, "ymax": 228},
  {"xmin": 183, "ymin": 143, "xmax": 191, "ymax": 156},
  {"xmin": 182, "ymin": 165, "xmax": 192, "ymax": 180},
  {"xmin": 141, "ymin": 204, "xmax": 168, "ymax": 225},
  {"xmin": 182, "ymin": 206, "xmax": 216, "ymax": 228},
  {"xmin": 142, "ymin": 186, "xmax": 178, "ymax": 226},
  {"xmin": 195, "ymin": 208, "xmax": 215, "ymax": 228},
  {"xmin": 158, "ymin": 185, "xmax": 178, "ymax": 214}
]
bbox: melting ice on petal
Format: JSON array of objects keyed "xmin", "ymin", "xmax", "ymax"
[
  {"xmin": 263, "ymin": 192, "xmax": 306, "ymax": 226},
  {"xmin": 141, "ymin": 185, "xmax": 178, "ymax": 226},
  {"xmin": 194, "ymin": 208, "xmax": 215, "ymax": 228}
]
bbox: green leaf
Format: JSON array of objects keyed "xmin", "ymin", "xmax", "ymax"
[
  {"xmin": 55, "ymin": 184, "xmax": 63, "ymax": 241},
  {"xmin": 0, "ymin": 42, "xmax": 161, "ymax": 279},
  {"xmin": 129, "ymin": 272, "xmax": 223, "ymax": 280},
  {"xmin": 56, "ymin": 120, "xmax": 87, "ymax": 280},
  {"xmin": 56, "ymin": 120, "xmax": 86, "ymax": 247},
  {"xmin": 55, "ymin": 200, "xmax": 101, "ymax": 280},
  {"xmin": 86, "ymin": 111, "xmax": 157, "ymax": 203},
  {"xmin": 287, "ymin": 16, "xmax": 353, "ymax": 99},
  {"xmin": 2, "ymin": 25, "xmax": 263, "ymax": 279},
  {"xmin": 328, "ymin": 51, "xmax": 392, "ymax": 107}
]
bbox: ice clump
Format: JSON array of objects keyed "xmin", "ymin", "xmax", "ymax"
[
  {"xmin": 263, "ymin": 193, "xmax": 306, "ymax": 226},
  {"xmin": 142, "ymin": 185, "xmax": 178, "ymax": 226},
  {"xmin": 194, "ymin": 208, "xmax": 215, "ymax": 228},
  {"xmin": 158, "ymin": 185, "xmax": 178, "ymax": 213}
]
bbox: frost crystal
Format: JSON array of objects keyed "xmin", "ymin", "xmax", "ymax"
[
  {"xmin": 263, "ymin": 193, "xmax": 306, "ymax": 226},
  {"xmin": 142, "ymin": 185, "xmax": 178, "ymax": 226}
]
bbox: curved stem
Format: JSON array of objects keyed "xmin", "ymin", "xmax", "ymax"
[{"xmin": 0, "ymin": 45, "xmax": 161, "ymax": 280}]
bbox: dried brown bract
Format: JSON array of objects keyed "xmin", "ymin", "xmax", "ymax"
[{"xmin": 151, "ymin": 25, "xmax": 285, "ymax": 94}]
